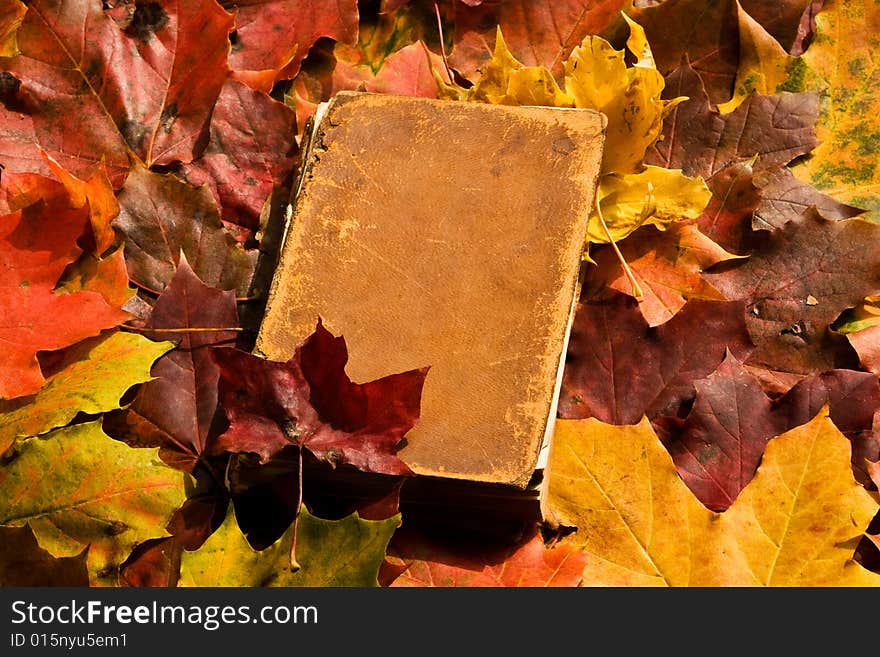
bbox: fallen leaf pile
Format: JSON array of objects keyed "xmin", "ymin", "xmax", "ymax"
[{"xmin": 1, "ymin": 0, "xmax": 878, "ymax": 587}]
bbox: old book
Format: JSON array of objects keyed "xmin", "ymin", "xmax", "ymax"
[{"xmin": 256, "ymin": 91, "xmax": 605, "ymax": 525}]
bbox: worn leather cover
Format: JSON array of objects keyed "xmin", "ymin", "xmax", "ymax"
[{"xmin": 256, "ymin": 92, "xmax": 605, "ymax": 488}]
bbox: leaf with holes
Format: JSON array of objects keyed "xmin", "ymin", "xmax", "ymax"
[{"xmin": 705, "ymin": 210, "xmax": 880, "ymax": 378}]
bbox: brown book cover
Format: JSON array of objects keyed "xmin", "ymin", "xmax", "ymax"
[{"xmin": 256, "ymin": 91, "xmax": 605, "ymax": 495}]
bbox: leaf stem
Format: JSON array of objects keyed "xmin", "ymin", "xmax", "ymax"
[
  {"xmin": 434, "ymin": 2, "xmax": 454, "ymax": 84},
  {"xmin": 595, "ymin": 198, "xmax": 644, "ymax": 301},
  {"xmin": 121, "ymin": 325, "xmax": 245, "ymax": 333},
  {"xmin": 290, "ymin": 445, "xmax": 304, "ymax": 571}
]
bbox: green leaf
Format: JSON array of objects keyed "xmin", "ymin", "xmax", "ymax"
[
  {"xmin": 179, "ymin": 505, "xmax": 400, "ymax": 587},
  {"xmin": 0, "ymin": 331, "xmax": 174, "ymax": 454},
  {"xmin": 0, "ymin": 421, "xmax": 189, "ymax": 586}
]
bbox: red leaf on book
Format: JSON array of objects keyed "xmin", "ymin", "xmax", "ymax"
[{"xmin": 211, "ymin": 319, "xmax": 428, "ymax": 476}]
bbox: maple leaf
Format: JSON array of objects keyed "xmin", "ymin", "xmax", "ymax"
[
  {"xmin": 103, "ymin": 259, "xmax": 239, "ymax": 473},
  {"xmin": 180, "ymin": 78, "xmax": 299, "ymax": 234},
  {"xmin": 584, "ymin": 223, "xmax": 742, "ymax": 327},
  {"xmin": 751, "ymin": 166, "xmax": 863, "ymax": 230},
  {"xmin": 695, "ymin": 160, "xmax": 761, "ymax": 253},
  {"xmin": 178, "ymin": 505, "xmax": 399, "ymax": 586},
  {"xmin": 436, "ymin": 26, "xmax": 573, "ymax": 106},
  {"xmin": 211, "ymin": 319, "xmax": 427, "ymax": 473},
  {"xmin": 43, "ymin": 154, "xmax": 119, "ymax": 256},
  {"xmin": 656, "ymin": 351, "xmax": 880, "ymax": 511},
  {"xmin": 0, "ymin": 0, "xmax": 25, "ymax": 57},
  {"xmin": 0, "ymin": 525, "xmax": 88, "ymax": 586},
  {"xmin": 587, "ymin": 166, "xmax": 711, "ymax": 243},
  {"xmin": 564, "ymin": 15, "xmax": 684, "ymax": 175},
  {"xmin": 627, "ymin": 0, "xmax": 740, "ymax": 104},
  {"xmin": 0, "ymin": 420, "xmax": 189, "ymax": 586},
  {"xmin": 210, "ymin": 319, "xmax": 426, "ymax": 555},
  {"xmin": 0, "ymin": 331, "xmax": 174, "ymax": 454},
  {"xmin": 543, "ymin": 410, "xmax": 880, "ymax": 586},
  {"xmin": 56, "ymin": 245, "xmax": 135, "ymax": 308},
  {"xmin": 0, "ymin": 196, "xmax": 130, "ymax": 399},
  {"xmin": 705, "ymin": 210, "xmax": 880, "ymax": 378},
  {"xmin": 558, "ymin": 293, "xmax": 753, "ymax": 424},
  {"xmin": 220, "ymin": 0, "xmax": 359, "ymax": 83},
  {"xmin": 449, "ymin": 0, "xmax": 628, "ymax": 81},
  {"xmin": 782, "ymin": 0, "xmax": 880, "ymax": 220},
  {"xmin": 113, "ymin": 163, "xmax": 258, "ymax": 297},
  {"xmin": 1, "ymin": 0, "xmax": 234, "ymax": 185},
  {"xmin": 716, "ymin": 1, "xmax": 799, "ymax": 114},
  {"xmin": 647, "ymin": 61, "xmax": 819, "ymax": 180},
  {"xmin": 380, "ymin": 528, "xmax": 585, "ymax": 587}
]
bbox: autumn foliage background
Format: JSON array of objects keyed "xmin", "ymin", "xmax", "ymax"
[{"xmin": 1, "ymin": 0, "xmax": 880, "ymax": 587}]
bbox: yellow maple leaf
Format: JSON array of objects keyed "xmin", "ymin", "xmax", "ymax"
[
  {"xmin": 542, "ymin": 409, "xmax": 880, "ymax": 586},
  {"xmin": 565, "ymin": 14, "xmax": 684, "ymax": 175}
]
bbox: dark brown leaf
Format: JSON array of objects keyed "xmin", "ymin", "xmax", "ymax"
[
  {"xmin": 113, "ymin": 163, "xmax": 258, "ymax": 296},
  {"xmin": 559, "ymin": 293, "xmax": 754, "ymax": 424},
  {"xmin": 705, "ymin": 210, "xmax": 880, "ymax": 377}
]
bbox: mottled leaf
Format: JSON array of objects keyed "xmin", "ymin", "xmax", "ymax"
[
  {"xmin": 717, "ymin": 1, "xmax": 798, "ymax": 113},
  {"xmin": 0, "ymin": 421, "xmax": 189, "ymax": 586},
  {"xmin": 544, "ymin": 411, "xmax": 880, "ymax": 585},
  {"xmin": 178, "ymin": 505, "xmax": 399, "ymax": 586},
  {"xmin": 785, "ymin": 0, "xmax": 880, "ymax": 220}
]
